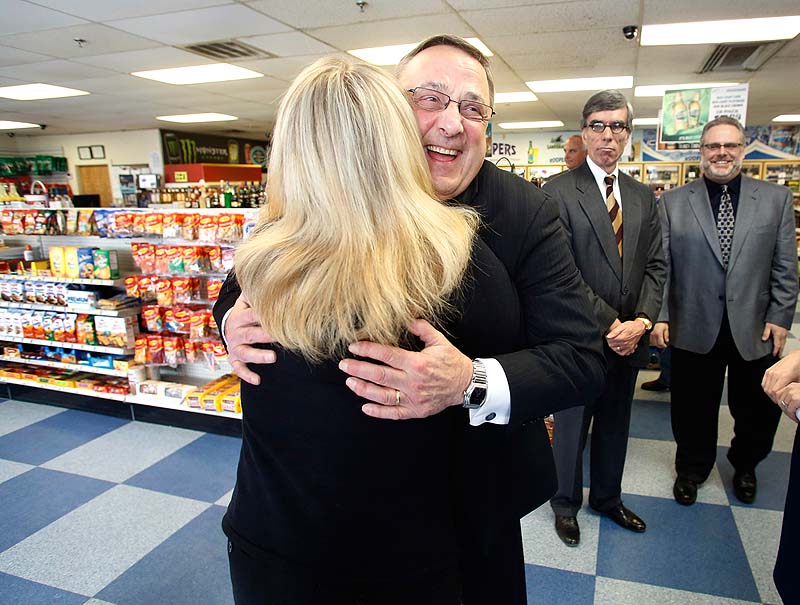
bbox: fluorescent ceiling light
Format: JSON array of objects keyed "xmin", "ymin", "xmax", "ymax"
[
  {"xmin": 132, "ymin": 63, "xmax": 263, "ymax": 85},
  {"xmin": 349, "ymin": 38, "xmax": 492, "ymax": 66},
  {"xmin": 632, "ymin": 117, "xmax": 660, "ymax": 126},
  {"xmin": 156, "ymin": 113, "xmax": 239, "ymax": 123},
  {"xmin": 526, "ymin": 76, "xmax": 633, "ymax": 93},
  {"xmin": 641, "ymin": 16, "xmax": 800, "ymax": 46},
  {"xmin": 498, "ymin": 121, "xmax": 564, "ymax": 130},
  {"xmin": 494, "ymin": 91, "xmax": 538, "ymax": 103},
  {"xmin": 634, "ymin": 82, "xmax": 738, "ymax": 97},
  {"xmin": 0, "ymin": 83, "xmax": 89, "ymax": 100},
  {"xmin": 773, "ymin": 114, "xmax": 800, "ymax": 122},
  {"xmin": 0, "ymin": 120, "xmax": 39, "ymax": 130}
]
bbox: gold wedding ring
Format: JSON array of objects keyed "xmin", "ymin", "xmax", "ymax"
[
  {"xmin": 781, "ymin": 400, "xmax": 789, "ymax": 411},
  {"xmin": 395, "ymin": 390, "xmax": 401, "ymax": 405}
]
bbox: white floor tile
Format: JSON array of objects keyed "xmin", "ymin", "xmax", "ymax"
[
  {"xmin": 216, "ymin": 489, "xmax": 233, "ymax": 507},
  {"xmin": 0, "ymin": 399, "xmax": 65, "ymax": 438},
  {"xmin": 595, "ymin": 577, "xmax": 761, "ymax": 605},
  {"xmin": 0, "ymin": 484, "xmax": 209, "ymax": 596},
  {"xmin": 42, "ymin": 421, "xmax": 203, "ymax": 483},
  {"xmin": 0, "ymin": 458, "xmax": 33, "ymax": 485},
  {"xmin": 732, "ymin": 506, "xmax": 783, "ymax": 605},
  {"xmin": 521, "ymin": 489, "xmax": 599, "ymax": 576}
]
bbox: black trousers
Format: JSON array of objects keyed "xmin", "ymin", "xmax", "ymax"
[
  {"xmin": 670, "ymin": 317, "xmax": 781, "ymax": 482},
  {"xmin": 227, "ymin": 540, "xmax": 461, "ymax": 605}
]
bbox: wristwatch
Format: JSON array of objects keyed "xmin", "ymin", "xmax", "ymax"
[
  {"xmin": 636, "ymin": 315, "xmax": 653, "ymax": 331},
  {"xmin": 463, "ymin": 359, "xmax": 488, "ymax": 409}
]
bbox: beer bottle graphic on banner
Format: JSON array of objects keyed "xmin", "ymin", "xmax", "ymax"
[
  {"xmin": 688, "ymin": 93, "xmax": 702, "ymax": 129},
  {"xmin": 527, "ymin": 140, "xmax": 536, "ymax": 164},
  {"xmin": 672, "ymin": 92, "xmax": 688, "ymax": 132}
]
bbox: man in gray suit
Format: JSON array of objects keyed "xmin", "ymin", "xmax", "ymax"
[
  {"xmin": 652, "ymin": 116, "xmax": 798, "ymax": 505},
  {"xmin": 544, "ymin": 90, "xmax": 665, "ymax": 546}
]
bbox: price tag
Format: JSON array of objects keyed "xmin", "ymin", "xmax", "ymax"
[{"xmin": 174, "ymin": 171, "xmax": 188, "ymax": 183}]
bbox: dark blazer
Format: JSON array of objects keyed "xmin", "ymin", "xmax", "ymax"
[
  {"xmin": 657, "ymin": 176, "xmax": 797, "ymax": 360},
  {"xmin": 214, "ymin": 160, "xmax": 606, "ymax": 520},
  {"xmin": 544, "ymin": 161, "xmax": 665, "ymax": 367}
]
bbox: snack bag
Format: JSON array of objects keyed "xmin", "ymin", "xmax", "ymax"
[
  {"xmin": 171, "ymin": 277, "xmax": 192, "ymax": 304},
  {"xmin": 221, "ymin": 247, "xmax": 235, "ymax": 272},
  {"xmin": 166, "ymin": 246, "xmax": 184, "ymax": 273},
  {"xmin": 189, "ymin": 310, "xmax": 208, "ymax": 340},
  {"xmin": 134, "ymin": 335, "xmax": 149, "ymax": 365},
  {"xmin": 75, "ymin": 314, "xmax": 97, "ymax": 345},
  {"xmin": 163, "ymin": 336, "xmax": 185, "ymax": 368},
  {"xmin": 162, "ymin": 213, "xmax": 181, "ymax": 239},
  {"xmin": 154, "ymin": 246, "xmax": 170, "ymax": 274},
  {"xmin": 132, "ymin": 212, "xmax": 147, "ymax": 237},
  {"xmin": 155, "ymin": 278, "xmax": 173, "ymax": 306},
  {"xmin": 125, "ymin": 275, "xmax": 140, "ymax": 299},
  {"xmin": 93, "ymin": 209, "xmax": 109, "ymax": 238},
  {"xmin": 138, "ymin": 275, "xmax": 157, "ymax": 303},
  {"xmin": 197, "ymin": 215, "xmax": 217, "ymax": 243},
  {"xmin": 144, "ymin": 212, "xmax": 163, "ymax": 235},
  {"xmin": 181, "ymin": 213, "xmax": 199, "ymax": 240},
  {"xmin": 184, "ymin": 339, "xmax": 198, "ymax": 363},
  {"xmin": 146, "ymin": 334, "xmax": 165, "ymax": 364},
  {"xmin": 77, "ymin": 209, "xmax": 94, "ymax": 235},
  {"xmin": 142, "ymin": 305, "xmax": 163, "ymax": 332},
  {"xmin": 206, "ymin": 277, "xmax": 224, "ymax": 302},
  {"xmin": 206, "ymin": 246, "xmax": 223, "ymax": 272},
  {"xmin": 77, "ymin": 247, "xmax": 95, "ymax": 279},
  {"xmin": 93, "ymin": 249, "xmax": 119, "ymax": 279}
]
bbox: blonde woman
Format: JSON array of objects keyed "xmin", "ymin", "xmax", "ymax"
[{"xmin": 224, "ymin": 56, "xmax": 523, "ymax": 604}]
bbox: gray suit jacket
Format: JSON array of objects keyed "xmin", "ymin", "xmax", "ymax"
[
  {"xmin": 545, "ymin": 161, "xmax": 666, "ymax": 367},
  {"xmin": 657, "ymin": 176, "xmax": 798, "ymax": 360}
]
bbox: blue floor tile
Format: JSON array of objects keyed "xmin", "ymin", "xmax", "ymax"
[
  {"xmin": 716, "ymin": 446, "xmax": 790, "ymax": 511},
  {"xmin": 0, "ymin": 409, "xmax": 128, "ymax": 465},
  {"xmin": 525, "ymin": 564, "xmax": 595, "ymax": 605},
  {"xmin": 125, "ymin": 433, "xmax": 240, "ymax": 502},
  {"xmin": 629, "ymin": 399, "xmax": 673, "ymax": 441},
  {"xmin": 0, "ymin": 572, "xmax": 87, "ymax": 604},
  {"xmin": 596, "ymin": 493, "xmax": 760, "ymax": 601},
  {"xmin": 0, "ymin": 467, "xmax": 114, "ymax": 552},
  {"xmin": 97, "ymin": 504, "xmax": 232, "ymax": 605}
]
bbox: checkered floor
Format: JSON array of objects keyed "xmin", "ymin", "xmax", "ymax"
[{"xmin": 0, "ymin": 344, "xmax": 797, "ymax": 604}]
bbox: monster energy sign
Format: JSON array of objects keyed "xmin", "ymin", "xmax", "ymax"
[{"xmin": 160, "ymin": 130, "xmax": 267, "ymax": 165}]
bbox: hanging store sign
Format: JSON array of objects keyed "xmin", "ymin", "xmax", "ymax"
[
  {"xmin": 659, "ymin": 84, "xmax": 749, "ymax": 145},
  {"xmin": 160, "ymin": 130, "xmax": 268, "ymax": 165}
]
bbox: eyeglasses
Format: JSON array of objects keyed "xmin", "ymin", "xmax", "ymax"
[
  {"xmin": 407, "ymin": 87, "xmax": 495, "ymax": 122},
  {"xmin": 701, "ymin": 142, "xmax": 744, "ymax": 152},
  {"xmin": 586, "ymin": 120, "xmax": 629, "ymax": 134}
]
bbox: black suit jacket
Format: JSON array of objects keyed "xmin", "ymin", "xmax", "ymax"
[
  {"xmin": 544, "ymin": 161, "xmax": 665, "ymax": 367},
  {"xmin": 214, "ymin": 160, "xmax": 606, "ymax": 520}
]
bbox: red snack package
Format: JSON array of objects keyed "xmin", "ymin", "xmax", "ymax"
[
  {"xmin": 201, "ymin": 341, "xmax": 217, "ymax": 370},
  {"xmin": 163, "ymin": 335, "xmax": 185, "ymax": 368},
  {"xmin": 142, "ymin": 305, "xmax": 163, "ymax": 332},
  {"xmin": 184, "ymin": 339, "xmax": 198, "ymax": 363},
  {"xmin": 146, "ymin": 334, "xmax": 165, "ymax": 364},
  {"xmin": 155, "ymin": 246, "xmax": 170, "ymax": 274},
  {"xmin": 198, "ymin": 215, "xmax": 218, "ymax": 243},
  {"xmin": 206, "ymin": 277, "xmax": 224, "ymax": 302},
  {"xmin": 155, "ymin": 278, "xmax": 173, "ymax": 306},
  {"xmin": 189, "ymin": 310, "xmax": 208, "ymax": 340},
  {"xmin": 162, "ymin": 213, "xmax": 181, "ymax": 239},
  {"xmin": 125, "ymin": 275, "xmax": 140, "ymax": 299},
  {"xmin": 166, "ymin": 246, "xmax": 184, "ymax": 273},
  {"xmin": 144, "ymin": 213, "xmax": 163, "ymax": 235},
  {"xmin": 182, "ymin": 213, "xmax": 200, "ymax": 240},
  {"xmin": 206, "ymin": 246, "xmax": 223, "ymax": 272},
  {"xmin": 216, "ymin": 213, "xmax": 237, "ymax": 241},
  {"xmin": 171, "ymin": 277, "xmax": 192, "ymax": 304},
  {"xmin": 221, "ymin": 247, "xmax": 235, "ymax": 272},
  {"xmin": 138, "ymin": 275, "xmax": 156, "ymax": 303},
  {"xmin": 134, "ymin": 335, "xmax": 149, "ymax": 364},
  {"xmin": 132, "ymin": 212, "xmax": 147, "ymax": 237}
]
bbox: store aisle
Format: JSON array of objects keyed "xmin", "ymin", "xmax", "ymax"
[{"xmin": 0, "ymin": 342, "xmax": 797, "ymax": 603}]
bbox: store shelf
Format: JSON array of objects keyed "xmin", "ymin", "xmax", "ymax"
[
  {"xmin": 0, "ymin": 300, "xmax": 140, "ymax": 317},
  {"xmin": 0, "ymin": 376, "xmax": 127, "ymax": 401},
  {"xmin": 127, "ymin": 394, "xmax": 241, "ymax": 419},
  {"xmin": 0, "ymin": 274, "xmax": 125, "ymax": 286},
  {"xmin": 0, "ymin": 336, "xmax": 134, "ymax": 355},
  {"xmin": 0, "ymin": 355, "xmax": 133, "ymax": 377}
]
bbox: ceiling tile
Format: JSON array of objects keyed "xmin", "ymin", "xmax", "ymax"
[
  {"xmin": 2, "ymin": 24, "xmax": 160, "ymax": 59},
  {"xmin": 0, "ymin": 45, "xmax": 54, "ymax": 67},
  {"xmin": 72, "ymin": 47, "xmax": 214, "ymax": 72},
  {"xmin": 0, "ymin": 1, "xmax": 86, "ymax": 36},
  {"xmin": 642, "ymin": 0, "xmax": 800, "ymax": 24},
  {"xmin": 31, "ymin": 0, "xmax": 232, "ymax": 21},
  {"xmin": 0, "ymin": 59, "xmax": 117, "ymax": 82},
  {"xmin": 109, "ymin": 4, "xmax": 291, "ymax": 45},
  {"xmin": 236, "ymin": 55, "xmax": 335, "ymax": 81},
  {"xmin": 463, "ymin": 0, "xmax": 640, "ymax": 36},
  {"xmin": 241, "ymin": 32, "xmax": 336, "ymax": 57},
  {"xmin": 245, "ymin": 0, "xmax": 450, "ymax": 29},
  {"xmin": 309, "ymin": 14, "xmax": 472, "ymax": 49}
]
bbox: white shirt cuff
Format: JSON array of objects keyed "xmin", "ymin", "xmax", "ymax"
[
  {"xmin": 220, "ymin": 307, "xmax": 234, "ymax": 347},
  {"xmin": 468, "ymin": 357, "xmax": 511, "ymax": 426}
]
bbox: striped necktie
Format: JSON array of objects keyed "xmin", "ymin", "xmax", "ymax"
[
  {"xmin": 605, "ymin": 175, "xmax": 622, "ymax": 257},
  {"xmin": 717, "ymin": 184, "xmax": 734, "ymax": 269}
]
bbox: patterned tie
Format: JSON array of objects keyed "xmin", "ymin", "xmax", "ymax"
[
  {"xmin": 717, "ymin": 184, "xmax": 734, "ymax": 269},
  {"xmin": 605, "ymin": 175, "xmax": 622, "ymax": 257}
]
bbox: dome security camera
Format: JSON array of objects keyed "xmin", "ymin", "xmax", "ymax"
[{"xmin": 623, "ymin": 25, "xmax": 639, "ymax": 40}]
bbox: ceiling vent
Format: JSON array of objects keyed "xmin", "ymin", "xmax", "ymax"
[
  {"xmin": 181, "ymin": 40, "xmax": 275, "ymax": 62},
  {"xmin": 699, "ymin": 41, "xmax": 785, "ymax": 73}
]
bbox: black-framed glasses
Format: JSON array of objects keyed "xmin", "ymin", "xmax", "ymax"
[
  {"xmin": 586, "ymin": 120, "xmax": 629, "ymax": 134},
  {"xmin": 701, "ymin": 142, "xmax": 744, "ymax": 152},
  {"xmin": 407, "ymin": 87, "xmax": 495, "ymax": 122}
]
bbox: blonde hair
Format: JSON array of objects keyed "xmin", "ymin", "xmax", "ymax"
[{"xmin": 235, "ymin": 57, "xmax": 478, "ymax": 362}]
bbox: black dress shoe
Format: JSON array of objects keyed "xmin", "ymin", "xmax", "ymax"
[
  {"xmin": 554, "ymin": 515, "xmax": 580, "ymax": 546},
  {"xmin": 733, "ymin": 470, "xmax": 757, "ymax": 504},
  {"xmin": 673, "ymin": 477, "xmax": 698, "ymax": 505},
  {"xmin": 641, "ymin": 379, "xmax": 669, "ymax": 392},
  {"xmin": 599, "ymin": 505, "xmax": 646, "ymax": 532}
]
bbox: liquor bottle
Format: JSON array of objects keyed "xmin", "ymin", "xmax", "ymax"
[
  {"xmin": 249, "ymin": 182, "xmax": 259, "ymax": 208},
  {"xmin": 527, "ymin": 140, "xmax": 535, "ymax": 164},
  {"xmin": 688, "ymin": 93, "xmax": 702, "ymax": 129},
  {"xmin": 672, "ymin": 92, "xmax": 688, "ymax": 132},
  {"xmin": 223, "ymin": 181, "xmax": 232, "ymax": 208}
]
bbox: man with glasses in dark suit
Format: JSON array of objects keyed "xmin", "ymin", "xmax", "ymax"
[
  {"xmin": 652, "ymin": 116, "xmax": 797, "ymax": 506},
  {"xmin": 544, "ymin": 90, "xmax": 665, "ymax": 547}
]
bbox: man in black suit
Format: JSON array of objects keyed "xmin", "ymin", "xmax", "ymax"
[
  {"xmin": 543, "ymin": 90, "xmax": 665, "ymax": 547},
  {"xmin": 215, "ymin": 36, "xmax": 606, "ymax": 604}
]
